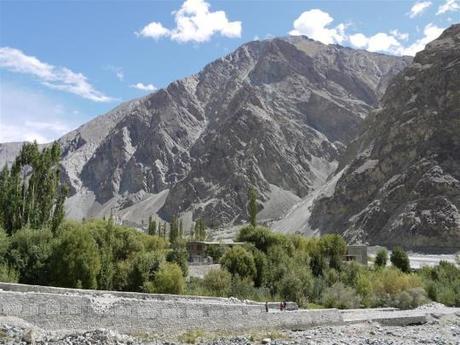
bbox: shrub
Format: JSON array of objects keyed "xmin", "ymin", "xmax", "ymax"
[
  {"xmin": 202, "ymin": 268, "xmax": 232, "ymax": 297},
  {"xmin": 321, "ymin": 282, "xmax": 361, "ymax": 309},
  {"xmin": 220, "ymin": 246, "xmax": 256, "ymax": 279},
  {"xmin": 319, "ymin": 234, "xmax": 347, "ymax": 271},
  {"xmin": 166, "ymin": 241, "xmax": 189, "ymax": 277},
  {"xmin": 7, "ymin": 227, "xmax": 55, "ymax": 285},
  {"xmin": 237, "ymin": 226, "xmax": 289, "ymax": 254},
  {"xmin": 178, "ymin": 329, "xmax": 204, "ymax": 344},
  {"xmin": 277, "ymin": 268, "xmax": 313, "ymax": 307},
  {"xmin": 374, "ymin": 249, "xmax": 388, "ymax": 268},
  {"xmin": 152, "ymin": 262, "xmax": 185, "ymax": 294},
  {"xmin": 49, "ymin": 227, "xmax": 101, "ymax": 289},
  {"xmin": 0, "ymin": 227, "xmax": 9, "ymax": 264},
  {"xmin": 127, "ymin": 251, "xmax": 162, "ymax": 292},
  {"xmin": 394, "ymin": 287, "xmax": 428, "ymax": 309},
  {"xmin": 0, "ymin": 263, "xmax": 18, "ymax": 283},
  {"xmin": 391, "ymin": 247, "xmax": 410, "ymax": 273},
  {"xmin": 419, "ymin": 261, "xmax": 460, "ymax": 306}
]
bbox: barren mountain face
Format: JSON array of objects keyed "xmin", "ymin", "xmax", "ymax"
[
  {"xmin": 309, "ymin": 25, "xmax": 460, "ymax": 252},
  {"xmin": 0, "ymin": 36, "xmax": 410, "ymax": 230}
]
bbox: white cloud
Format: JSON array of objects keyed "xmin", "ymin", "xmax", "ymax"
[
  {"xmin": 0, "ymin": 47, "xmax": 113, "ymax": 102},
  {"xmin": 437, "ymin": 0, "xmax": 460, "ymax": 14},
  {"xmin": 400, "ymin": 23, "xmax": 444, "ymax": 55},
  {"xmin": 138, "ymin": 22, "xmax": 170, "ymax": 40},
  {"xmin": 0, "ymin": 84, "xmax": 78, "ymax": 143},
  {"xmin": 390, "ymin": 29, "xmax": 409, "ymax": 41},
  {"xmin": 349, "ymin": 23, "xmax": 443, "ymax": 56},
  {"xmin": 289, "ymin": 9, "xmax": 346, "ymax": 44},
  {"xmin": 409, "ymin": 1, "xmax": 432, "ymax": 18},
  {"xmin": 105, "ymin": 65, "xmax": 124, "ymax": 81},
  {"xmin": 130, "ymin": 83, "xmax": 157, "ymax": 91},
  {"xmin": 350, "ymin": 32, "xmax": 403, "ymax": 53},
  {"xmin": 137, "ymin": 0, "xmax": 242, "ymax": 43}
]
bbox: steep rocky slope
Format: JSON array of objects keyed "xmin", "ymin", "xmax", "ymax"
[
  {"xmin": 309, "ymin": 25, "xmax": 460, "ymax": 252},
  {"xmin": 0, "ymin": 36, "xmax": 410, "ymax": 229}
]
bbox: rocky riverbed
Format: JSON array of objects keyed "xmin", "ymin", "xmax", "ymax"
[{"xmin": 1, "ymin": 310, "xmax": 459, "ymax": 345}]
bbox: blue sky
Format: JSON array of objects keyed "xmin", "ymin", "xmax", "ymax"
[{"xmin": 0, "ymin": 0, "xmax": 458, "ymax": 143}]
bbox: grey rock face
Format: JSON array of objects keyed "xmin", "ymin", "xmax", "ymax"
[
  {"xmin": 309, "ymin": 24, "xmax": 460, "ymax": 252},
  {"xmin": 0, "ymin": 37, "xmax": 410, "ymax": 228}
]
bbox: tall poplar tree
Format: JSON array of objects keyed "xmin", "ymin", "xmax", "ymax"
[{"xmin": 0, "ymin": 141, "xmax": 67, "ymax": 234}]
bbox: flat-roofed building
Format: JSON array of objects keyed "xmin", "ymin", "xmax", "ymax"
[
  {"xmin": 344, "ymin": 245, "xmax": 368, "ymax": 265},
  {"xmin": 186, "ymin": 240, "xmax": 245, "ymax": 264}
]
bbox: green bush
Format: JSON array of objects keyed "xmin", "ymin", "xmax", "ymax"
[
  {"xmin": 374, "ymin": 249, "xmax": 388, "ymax": 268},
  {"xmin": 0, "ymin": 263, "xmax": 18, "ymax": 283},
  {"xmin": 419, "ymin": 261, "xmax": 460, "ymax": 306},
  {"xmin": 393, "ymin": 287, "xmax": 428, "ymax": 309},
  {"xmin": 202, "ymin": 268, "xmax": 232, "ymax": 297},
  {"xmin": 7, "ymin": 227, "xmax": 54, "ymax": 285},
  {"xmin": 220, "ymin": 246, "xmax": 256, "ymax": 279},
  {"xmin": 152, "ymin": 262, "xmax": 185, "ymax": 294},
  {"xmin": 321, "ymin": 282, "xmax": 361, "ymax": 309},
  {"xmin": 391, "ymin": 247, "xmax": 410, "ymax": 273},
  {"xmin": 49, "ymin": 227, "xmax": 101, "ymax": 289},
  {"xmin": 166, "ymin": 241, "xmax": 189, "ymax": 277}
]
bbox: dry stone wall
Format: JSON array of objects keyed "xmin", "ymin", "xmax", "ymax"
[{"xmin": 0, "ymin": 283, "xmax": 343, "ymax": 334}]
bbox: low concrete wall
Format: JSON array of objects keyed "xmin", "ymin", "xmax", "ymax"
[{"xmin": 0, "ymin": 283, "xmax": 343, "ymax": 334}]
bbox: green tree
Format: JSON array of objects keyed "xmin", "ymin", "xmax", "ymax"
[
  {"xmin": 0, "ymin": 141, "xmax": 66, "ymax": 234},
  {"xmin": 148, "ymin": 216, "xmax": 157, "ymax": 236},
  {"xmin": 375, "ymin": 249, "xmax": 388, "ymax": 268},
  {"xmin": 7, "ymin": 227, "xmax": 54, "ymax": 285},
  {"xmin": 166, "ymin": 240, "xmax": 189, "ymax": 276},
  {"xmin": 50, "ymin": 228, "xmax": 101, "ymax": 289},
  {"xmin": 220, "ymin": 246, "xmax": 256, "ymax": 279},
  {"xmin": 169, "ymin": 215, "xmax": 179, "ymax": 244},
  {"xmin": 247, "ymin": 187, "xmax": 257, "ymax": 227},
  {"xmin": 202, "ymin": 268, "xmax": 232, "ymax": 297},
  {"xmin": 319, "ymin": 234, "xmax": 347, "ymax": 271},
  {"xmin": 194, "ymin": 218, "xmax": 207, "ymax": 241},
  {"xmin": 97, "ymin": 218, "xmax": 115, "ymax": 290},
  {"xmin": 391, "ymin": 247, "xmax": 410, "ymax": 273},
  {"xmin": 151, "ymin": 262, "xmax": 185, "ymax": 294}
]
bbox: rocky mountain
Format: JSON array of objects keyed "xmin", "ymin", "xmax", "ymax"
[
  {"xmin": 309, "ymin": 24, "xmax": 460, "ymax": 252},
  {"xmin": 0, "ymin": 36, "xmax": 410, "ymax": 231}
]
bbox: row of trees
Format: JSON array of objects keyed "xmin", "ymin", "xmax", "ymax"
[
  {"xmin": 0, "ymin": 142, "xmax": 67, "ymax": 235},
  {"xmin": 187, "ymin": 226, "xmax": 460, "ymax": 308},
  {"xmin": 0, "ymin": 142, "xmax": 458, "ymax": 309},
  {"xmin": 147, "ymin": 216, "xmax": 207, "ymax": 242}
]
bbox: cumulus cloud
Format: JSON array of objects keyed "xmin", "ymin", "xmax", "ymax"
[
  {"xmin": 137, "ymin": 0, "xmax": 242, "ymax": 43},
  {"xmin": 289, "ymin": 9, "xmax": 346, "ymax": 44},
  {"xmin": 0, "ymin": 47, "xmax": 113, "ymax": 102},
  {"xmin": 437, "ymin": 0, "xmax": 460, "ymax": 14},
  {"xmin": 288, "ymin": 8, "xmax": 445, "ymax": 57},
  {"xmin": 401, "ymin": 23, "xmax": 444, "ymax": 55},
  {"xmin": 349, "ymin": 23, "xmax": 443, "ymax": 56},
  {"xmin": 408, "ymin": 1, "xmax": 432, "ymax": 18},
  {"xmin": 130, "ymin": 83, "xmax": 157, "ymax": 91},
  {"xmin": 349, "ymin": 32, "xmax": 402, "ymax": 53}
]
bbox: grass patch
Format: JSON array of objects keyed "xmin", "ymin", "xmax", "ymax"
[
  {"xmin": 248, "ymin": 330, "xmax": 287, "ymax": 342},
  {"xmin": 178, "ymin": 329, "xmax": 205, "ymax": 344},
  {"xmin": 306, "ymin": 303, "xmax": 324, "ymax": 309},
  {"xmin": 129, "ymin": 330, "xmax": 159, "ymax": 342}
]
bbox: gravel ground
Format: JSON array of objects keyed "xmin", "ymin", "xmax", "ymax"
[{"xmin": 0, "ymin": 311, "xmax": 459, "ymax": 345}]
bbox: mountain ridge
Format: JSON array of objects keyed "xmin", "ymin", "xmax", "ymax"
[
  {"xmin": 308, "ymin": 24, "xmax": 460, "ymax": 252},
  {"xmin": 0, "ymin": 35, "xmax": 412, "ymax": 233}
]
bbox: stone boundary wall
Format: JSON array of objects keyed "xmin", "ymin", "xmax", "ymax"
[{"xmin": 0, "ymin": 283, "xmax": 343, "ymax": 334}]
